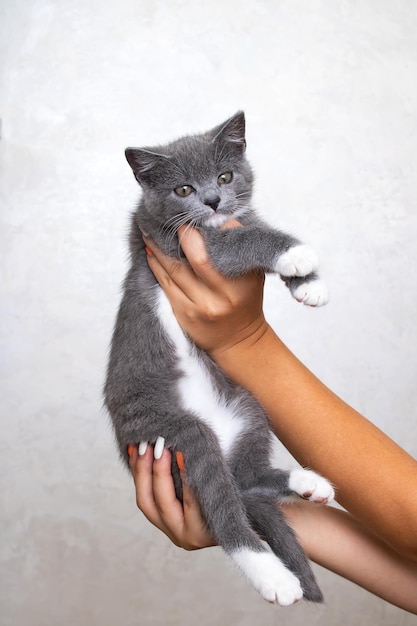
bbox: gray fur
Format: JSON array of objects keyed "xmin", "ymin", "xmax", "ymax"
[{"xmin": 104, "ymin": 112, "xmax": 324, "ymax": 602}]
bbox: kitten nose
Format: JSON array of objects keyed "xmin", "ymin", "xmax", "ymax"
[{"xmin": 203, "ymin": 194, "xmax": 221, "ymax": 211}]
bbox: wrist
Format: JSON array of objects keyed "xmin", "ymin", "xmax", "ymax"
[{"xmin": 209, "ymin": 318, "xmax": 277, "ymax": 383}]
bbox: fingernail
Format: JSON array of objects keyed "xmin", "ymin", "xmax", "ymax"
[
  {"xmin": 176, "ymin": 451, "xmax": 185, "ymax": 472},
  {"xmin": 154, "ymin": 436, "xmax": 165, "ymax": 460},
  {"xmin": 127, "ymin": 444, "xmax": 134, "ymax": 457},
  {"xmin": 145, "ymin": 246, "xmax": 153, "ymax": 256},
  {"xmin": 138, "ymin": 441, "xmax": 148, "ymax": 456}
]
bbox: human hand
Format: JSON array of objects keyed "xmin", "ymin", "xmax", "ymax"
[
  {"xmin": 143, "ymin": 222, "xmax": 268, "ymax": 357},
  {"xmin": 128, "ymin": 444, "xmax": 216, "ymax": 551}
]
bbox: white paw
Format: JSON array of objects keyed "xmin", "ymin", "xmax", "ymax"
[
  {"xmin": 231, "ymin": 549, "xmax": 303, "ymax": 606},
  {"xmin": 289, "ymin": 469, "xmax": 335, "ymax": 504},
  {"xmin": 293, "ymin": 279, "xmax": 329, "ymax": 307},
  {"xmin": 276, "ymin": 245, "xmax": 319, "ymax": 277}
]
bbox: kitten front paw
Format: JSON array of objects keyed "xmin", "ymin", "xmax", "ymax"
[
  {"xmin": 292, "ymin": 279, "xmax": 329, "ymax": 307},
  {"xmin": 289, "ymin": 469, "xmax": 335, "ymax": 504},
  {"xmin": 276, "ymin": 245, "xmax": 319, "ymax": 277}
]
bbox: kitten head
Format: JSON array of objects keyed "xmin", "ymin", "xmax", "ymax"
[{"xmin": 125, "ymin": 112, "xmax": 254, "ymax": 243}]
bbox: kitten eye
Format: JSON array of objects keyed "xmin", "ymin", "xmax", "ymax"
[
  {"xmin": 174, "ymin": 185, "xmax": 194, "ymax": 197},
  {"xmin": 218, "ymin": 172, "xmax": 233, "ymax": 185}
]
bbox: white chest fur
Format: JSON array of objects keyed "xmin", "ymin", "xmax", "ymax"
[{"xmin": 156, "ymin": 289, "xmax": 244, "ymax": 455}]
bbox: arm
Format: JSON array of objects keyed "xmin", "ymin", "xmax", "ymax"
[
  {"xmin": 281, "ymin": 501, "xmax": 417, "ymax": 614},
  {"xmin": 216, "ymin": 324, "xmax": 417, "ymax": 562},
  {"xmin": 143, "ymin": 226, "xmax": 417, "ymax": 562},
  {"xmin": 129, "ymin": 445, "xmax": 417, "ymax": 614}
]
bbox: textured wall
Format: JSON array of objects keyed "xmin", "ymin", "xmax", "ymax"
[{"xmin": 1, "ymin": 1, "xmax": 416, "ymax": 624}]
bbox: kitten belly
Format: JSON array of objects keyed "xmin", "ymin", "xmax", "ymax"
[{"xmin": 156, "ymin": 289, "xmax": 244, "ymax": 455}]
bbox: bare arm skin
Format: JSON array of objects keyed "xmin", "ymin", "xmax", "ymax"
[
  {"xmin": 282, "ymin": 500, "xmax": 417, "ymax": 614},
  {"xmin": 217, "ymin": 325, "xmax": 417, "ymax": 562}
]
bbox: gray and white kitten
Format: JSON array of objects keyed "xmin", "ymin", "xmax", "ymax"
[{"xmin": 104, "ymin": 112, "xmax": 333, "ymax": 606}]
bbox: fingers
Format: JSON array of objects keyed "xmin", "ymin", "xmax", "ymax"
[
  {"xmin": 129, "ymin": 442, "xmax": 183, "ymax": 544},
  {"xmin": 219, "ymin": 218, "xmax": 242, "ymax": 231},
  {"xmin": 180, "ymin": 472, "xmax": 213, "ymax": 544},
  {"xmin": 145, "ymin": 239, "xmax": 204, "ymax": 304},
  {"xmin": 177, "ymin": 226, "xmax": 232, "ymax": 289},
  {"xmin": 152, "ymin": 448, "xmax": 185, "ymax": 525},
  {"xmin": 129, "ymin": 442, "xmax": 216, "ymax": 550},
  {"xmin": 174, "ymin": 452, "xmax": 217, "ymax": 550},
  {"xmin": 177, "ymin": 226, "xmax": 212, "ymax": 276},
  {"xmin": 144, "ymin": 226, "xmax": 231, "ymax": 294}
]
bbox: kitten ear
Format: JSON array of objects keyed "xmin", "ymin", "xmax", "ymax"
[
  {"xmin": 125, "ymin": 148, "xmax": 170, "ymax": 186},
  {"xmin": 210, "ymin": 111, "xmax": 246, "ymax": 152}
]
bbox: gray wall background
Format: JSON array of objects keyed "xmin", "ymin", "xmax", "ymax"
[{"xmin": 1, "ymin": 1, "xmax": 416, "ymax": 624}]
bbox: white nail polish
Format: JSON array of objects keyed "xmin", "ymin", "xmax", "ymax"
[
  {"xmin": 154, "ymin": 436, "xmax": 165, "ymax": 460},
  {"xmin": 138, "ymin": 441, "xmax": 148, "ymax": 456}
]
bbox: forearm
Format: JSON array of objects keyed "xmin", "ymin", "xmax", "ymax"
[
  {"xmin": 282, "ymin": 501, "xmax": 417, "ymax": 614},
  {"xmin": 213, "ymin": 324, "xmax": 417, "ymax": 561}
]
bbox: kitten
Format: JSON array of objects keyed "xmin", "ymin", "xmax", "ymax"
[{"xmin": 104, "ymin": 112, "xmax": 333, "ymax": 606}]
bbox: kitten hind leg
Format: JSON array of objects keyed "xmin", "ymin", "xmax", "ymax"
[
  {"xmin": 141, "ymin": 430, "xmax": 304, "ymax": 605},
  {"xmin": 241, "ymin": 466, "xmax": 335, "ymax": 505},
  {"xmin": 242, "ymin": 492, "xmax": 323, "ymax": 603},
  {"xmin": 288, "ymin": 468, "xmax": 335, "ymax": 503},
  {"xmin": 230, "ymin": 548, "xmax": 303, "ymax": 605}
]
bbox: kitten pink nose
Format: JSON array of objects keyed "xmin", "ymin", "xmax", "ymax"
[{"xmin": 203, "ymin": 194, "xmax": 221, "ymax": 211}]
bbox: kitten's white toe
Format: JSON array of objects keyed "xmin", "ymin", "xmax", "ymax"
[
  {"xmin": 154, "ymin": 436, "xmax": 165, "ymax": 460},
  {"xmin": 293, "ymin": 279, "xmax": 329, "ymax": 307},
  {"xmin": 231, "ymin": 549, "xmax": 303, "ymax": 606},
  {"xmin": 289, "ymin": 469, "xmax": 335, "ymax": 504},
  {"xmin": 276, "ymin": 244, "xmax": 319, "ymax": 277}
]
